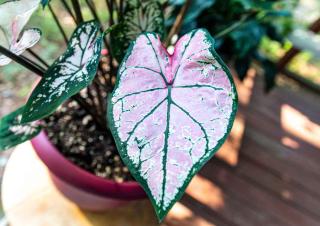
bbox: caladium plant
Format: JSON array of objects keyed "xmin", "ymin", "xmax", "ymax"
[
  {"xmin": 0, "ymin": 0, "xmax": 243, "ymax": 223},
  {"xmin": 0, "ymin": 0, "xmax": 41, "ymax": 66},
  {"xmin": 108, "ymin": 29, "xmax": 237, "ymax": 220}
]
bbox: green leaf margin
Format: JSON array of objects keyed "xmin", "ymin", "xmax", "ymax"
[{"xmin": 0, "ymin": 106, "xmax": 41, "ymax": 151}]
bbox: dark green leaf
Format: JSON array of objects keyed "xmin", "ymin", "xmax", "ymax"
[
  {"xmin": 231, "ymin": 0, "xmax": 253, "ymax": 10},
  {"xmin": 110, "ymin": 0, "xmax": 164, "ymax": 62},
  {"xmin": 41, "ymin": 0, "xmax": 50, "ymax": 8},
  {"xmin": 263, "ymin": 60, "xmax": 277, "ymax": 92},
  {"xmin": 229, "ymin": 21, "xmax": 265, "ymax": 58},
  {"xmin": 175, "ymin": 0, "xmax": 215, "ymax": 24},
  {"xmin": 235, "ymin": 57, "xmax": 251, "ymax": 80},
  {"xmin": 167, "ymin": 0, "xmax": 215, "ymax": 32},
  {"xmin": 0, "ymin": 106, "xmax": 41, "ymax": 151},
  {"xmin": 22, "ymin": 21, "xmax": 102, "ymax": 123}
]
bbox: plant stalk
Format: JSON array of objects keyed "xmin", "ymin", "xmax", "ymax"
[
  {"xmin": 71, "ymin": 0, "xmax": 84, "ymax": 24},
  {"xmin": 105, "ymin": 0, "xmax": 115, "ymax": 26},
  {"xmin": 165, "ymin": 0, "xmax": 192, "ymax": 46},
  {"xmin": 48, "ymin": 4, "xmax": 69, "ymax": 44},
  {"xmin": 27, "ymin": 49, "xmax": 49, "ymax": 68},
  {"xmin": 0, "ymin": 45, "xmax": 44, "ymax": 76},
  {"xmin": 61, "ymin": 0, "xmax": 77, "ymax": 23},
  {"xmin": 119, "ymin": 0, "xmax": 124, "ymax": 19},
  {"xmin": 214, "ymin": 14, "xmax": 250, "ymax": 39},
  {"xmin": 20, "ymin": 55, "xmax": 47, "ymax": 72}
]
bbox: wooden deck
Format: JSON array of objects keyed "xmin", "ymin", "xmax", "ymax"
[{"xmin": 164, "ymin": 71, "xmax": 320, "ymax": 226}]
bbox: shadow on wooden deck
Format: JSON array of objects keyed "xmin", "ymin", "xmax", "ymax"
[{"xmin": 164, "ymin": 71, "xmax": 320, "ymax": 226}]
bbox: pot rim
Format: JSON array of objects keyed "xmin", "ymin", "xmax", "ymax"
[{"xmin": 31, "ymin": 131, "xmax": 146, "ymax": 200}]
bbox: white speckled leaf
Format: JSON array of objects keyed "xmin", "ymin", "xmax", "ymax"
[
  {"xmin": 22, "ymin": 21, "xmax": 102, "ymax": 123},
  {"xmin": 108, "ymin": 29, "xmax": 238, "ymax": 221},
  {"xmin": 111, "ymin": 0, "xmax": 164, "ymax": 62},
  {"xmin": 0, "ymin": 0, "xmax": 41, "ymax": 66},
  {"xmin": 0, "ymin": 106, "xmax": 41, "ymax": 151}
]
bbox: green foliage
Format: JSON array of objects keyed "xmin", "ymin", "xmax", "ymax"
[
  {"xmin": 0, "ymin": 106, "xmax": 41, "ymax": 151},
  {"xmin": 41, "ymin": 0, "xmax": 50, "ymax": 8},
  {"xmin": 22, "ymin": 21, "xmax": 102, "ymax": 123},
  {"xmin": 167, "ymin": 0, "xmax": 215, "ymax": 28},
  {"xmin": 110, "ymin": 0, "xmax": 164, "ymax": 62},
  {"xmin": 168, "ymin": 0, "xmax": 298, "ymax": 90}
]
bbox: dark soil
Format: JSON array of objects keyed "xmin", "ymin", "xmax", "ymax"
[{"xmin": 44, "ymin": 101, "xmax": 133, "ymax": 182}]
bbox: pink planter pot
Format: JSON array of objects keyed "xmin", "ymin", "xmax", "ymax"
[{"xmin": 31, "ymin": 131, "xmax": 146, "ymax": 211}]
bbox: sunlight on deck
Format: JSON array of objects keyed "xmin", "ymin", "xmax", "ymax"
[
  {"xmin": 166, "ymin": 202, "xmax": 216, "ymax": 226},
  {"xmin": 215, "ymin": 69, "xmax": 256, "ymax": 166},
  {"xmin": 281, "ymin": 136, "xmax": 300, "ymax": 149},
  {"xmin": 186, "ymin": 175, "xmax": 224, "ymax": 210},
  {"xmin": 281, "ymin": 104, "xmax": 320, "ymax": 149}
]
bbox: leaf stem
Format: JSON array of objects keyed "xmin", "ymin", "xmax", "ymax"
[
  {"xmin": 20, "ymin": 55, "xmax": 47, "ymax": 72},
  {"xmin": 61, "ymin": 0, "xmax": 77, "ymax": 23},
  {"xmin": 102, "ymin": 24, "xmax": 118, "ymax": 37},
  {"xmin": 71, "ymin": 0, "xmax": 84, "ymax": 24},
  {"xmin": 27, "ymin": 49, "xmax": 49, "ymax": 68},
  {"xmin": 119, "ymin": 0, "xmax": 124, "ymax": 19},
  {"xmin": 214, "ymin": 13, "xmax": 252, "ymax": 39},
  {"xmin": 48, "ymin": 3, "xmax": 69, "ymax": 44},
  {"xmin": 165, "ymin": 0, "xmax": 192, "ymax": 46},
  {"xmin": 0, "ymin": 45, "xmax": 44, "ymax": 76},
  {"xmin": 105, "ymin": 0, "xmax": 115, "ymax": 26}
]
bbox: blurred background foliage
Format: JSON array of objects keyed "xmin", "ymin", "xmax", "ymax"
[
  {"xmin": 166, "ymin": 0, "xmax": 320, "ymax": 91},
  {"xmin": 0, "ymin": 0, "xmax": 319, "ymax": 114}
]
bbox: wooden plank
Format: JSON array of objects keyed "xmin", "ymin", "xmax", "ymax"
[
  {"xmin": 247, "ymin": 124, "xmax": 320, "ymax": 176},
  {"xmin": 184, "ymin": 174, "xmax": 285, "ymax": 226},
  {"xmin": 240, "ymin": 134, "xmax": 320, "ymax": 198},
  {"xmin": 236, "ymin": 156, "xmax": 320, "ymax": 220},
  {"xmin": 164, "ymin": 200, "xmax": 232, "ymax": 226},
  {"xmin": 247, "ymin": 74, "xmax": 320, "ymax": 121},
  {"xmin": 200, "ymin": 159, "xmax": 320, "ymax": 226}
]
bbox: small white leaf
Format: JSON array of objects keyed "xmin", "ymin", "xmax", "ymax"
[
  {"xmin": 0, "ymin": 28, "xmax": 41, "ymax": 66},
  {"xmin": 0, "ymin": 0, "xmax": 41, "ymax": 66}
]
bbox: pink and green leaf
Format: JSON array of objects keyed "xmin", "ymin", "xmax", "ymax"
[
  {"xmin": 108, "ymin": 29, "xmax": 238, "ymax": 221},
  {"xmin": 0, "ymin": 0, "xmax": 41, "ymax": 66}
]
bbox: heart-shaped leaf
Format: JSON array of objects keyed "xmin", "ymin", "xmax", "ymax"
[
  {"xmin": 22, "ymin": 21, "xmax": 102, "ymax": 123},
  {"xmin": 108, "ymin": 29, "xmax": 238, "ymax": 221},
  {"xmin": 0, "ymin": 0, "xmax": 41, "ymax": 66},
  {"xmin": 0, "ymin": 106, "xmax": 41, "ymax": 151},
  {"xmin": 110, "ymin": 0, "xmax": 164, "ymax": 62}
]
